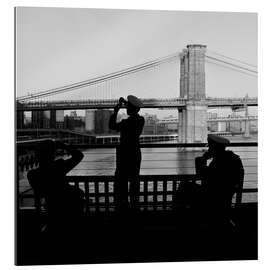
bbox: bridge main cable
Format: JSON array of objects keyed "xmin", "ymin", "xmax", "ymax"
[
  {"xmin": 17, "ymin": 52, "xmax": 180, "ymax": 102},
  {"xmin": 205, "ymin": 55, "xmax": 258, "ymax": 74}
]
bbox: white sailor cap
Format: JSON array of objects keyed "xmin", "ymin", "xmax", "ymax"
[
  {"xmin": 207, "ymin": 134, "xmax": 230, "ymax": 146},
  {"xmin": 127, "ymin": 95, "xmax": 143, "ymax": 108}
]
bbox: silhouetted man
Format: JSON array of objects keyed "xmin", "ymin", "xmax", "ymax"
[
  {"xmin": 109, "ymin": 95, "xmax": 145, "ymax": 210},
  {"xmin": 195, "ymin": 134, "xmax": 244, "ymax": 224},
  {"xmin": 27, "ymin": 140, "xmax": 85, "ymax": 226}
]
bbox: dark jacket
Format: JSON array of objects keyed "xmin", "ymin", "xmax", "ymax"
[
  {"xmin": 195, "ymin": 150, "xmax": 244, "ymax": 207},
  {"xmin": 109, "ymin": 113, "xmax": 145, "ymax": 177}
]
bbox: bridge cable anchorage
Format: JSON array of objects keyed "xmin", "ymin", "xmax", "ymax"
[
  {"xmin": 206, "ymin": 49, "xmax": 257, "ymax": 68},
  {"xmin": 205, "ymin": 55, "xmax": 258, "ymax": 74},
  {"xmin": 205, "ymin": 59, "xmax": 258, "ymax": 78},
  {"xmin": 17, "ymin": 52, "xmax": 180, "ymax": 102}
]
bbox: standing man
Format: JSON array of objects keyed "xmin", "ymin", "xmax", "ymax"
[
  {"xmin": 109, "ymin": 95, "xmax": 145, "ymax": 210},
  {"xmin": 195, "ymin": 134, "xmax": 244, "ymax": 224}
]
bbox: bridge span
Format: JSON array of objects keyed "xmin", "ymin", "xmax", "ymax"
[
  {"xmin": 16, "ymin": 44, "xmax": 258, "ymax": 143},
  {"xmin": 17, "ymin": 97, "xmax": 258, "ymax": 111}
]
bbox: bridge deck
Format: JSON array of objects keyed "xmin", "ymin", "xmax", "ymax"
[{"xmin": 16, "ymin": 97, "xmax": 258, "ymax": 111}]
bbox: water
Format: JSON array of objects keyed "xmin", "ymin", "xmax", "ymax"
[
  {"xmin": 70, "ymin": 143, "xmax": 257, "ymax": 187},
  {"xmin": 19, "ymin": 136, "xmax": 258, "ymax": 204}
]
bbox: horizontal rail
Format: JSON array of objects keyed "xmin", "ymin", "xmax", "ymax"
[
  {"xmin": 21, "ymin": 174, "xmax": 257, "ymax": 213},
  {"xmin": 16, "ymin": 141, "xmax": 258, "ymax": 149},
  {"xmin": 66, "ymin": 174, "xmax": 199, "ymax": 182}
]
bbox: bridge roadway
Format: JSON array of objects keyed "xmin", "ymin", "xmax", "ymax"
[
  {"xmin": 16, "ymin": 97, "xmax": 258, "ymax": 111},
  {"xmin": 207, "ymin": 115, "xmax": 258, "ymax": 122}
]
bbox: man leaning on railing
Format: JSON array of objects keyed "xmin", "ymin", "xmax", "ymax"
[{"xmin": 195, "ymin": 134, "xmax": 244, "ymax": 226}]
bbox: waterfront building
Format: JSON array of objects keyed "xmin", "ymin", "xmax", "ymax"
[
  {"xmin": 143, "ymin": 113, "xmax": 158, "ymax": 135},
  {"xmin": 95, "ymin": 109, "xmax": 114, "ymax": 134},
  {"xmin": 85, "ymin": 109, "xmax": 95, "ymax": 133}
]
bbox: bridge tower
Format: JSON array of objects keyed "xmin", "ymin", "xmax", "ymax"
[{"xmin": 178, "ymin": 44, "xmax": 207, "ymax": 143}]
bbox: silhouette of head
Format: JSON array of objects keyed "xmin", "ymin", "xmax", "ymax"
[
  {"xmin": 37, "ymin": 140, "xmax": 56, "ymax": 166},
  {"xmin": 126, "ymin": 95, "xmax": 142, "ymax": 116},
  {"xmin": 207, "ymin": 134, "xmax": 229, "ymax": 157}
]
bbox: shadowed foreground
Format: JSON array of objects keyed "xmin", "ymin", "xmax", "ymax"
[{"xmin": 16, "ymin": 203, "xmax": 257, "ymax": 265}]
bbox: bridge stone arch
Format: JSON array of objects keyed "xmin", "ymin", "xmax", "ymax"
[{"xmin": 178, "ymin": 44, "xmax": 208, "ymax": 143}]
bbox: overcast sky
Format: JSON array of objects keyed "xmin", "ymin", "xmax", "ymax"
[{"xmin": 16, "ymin": 7, "xmax": 257, "ymax": 100}]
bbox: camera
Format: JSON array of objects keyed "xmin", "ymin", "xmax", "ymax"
[{"xmin": 119, "ymin": 97, "xmax": 127, "ymax": 105}]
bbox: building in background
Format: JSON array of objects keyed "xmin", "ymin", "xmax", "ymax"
[
  {"xmin": 158, "ymin": 115, "xmax": 178, "ymax": 134},
  {"xmin": 17, "ymin": 111, "xmax": 25, "ymax": 129},
  {"xmin": 42, "ymin": 111, "xmax": 50, "ymax": 129},
  {"xmin": 55, "ymin": 110, "xmax": 64, "ymax": 129},
  {"xmin": 85, "ymin": 109, "xmax": 95, "ymax": 133},
  {"xmin": 32, "ymin": 111, "xmax": 44, "ymax": 129},
  {"xmin": 95, "ymin": 109, "xmax": 114, "ymax": 135},
  {"xmin": 64, "ymin": 111, "xmax": 85, "ymax": 131},
  {"xmin": 143, "ymin": 113, "xmax": 158, "ymax": 135}
]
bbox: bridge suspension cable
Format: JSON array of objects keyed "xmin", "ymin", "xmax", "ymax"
[
  {"xmin": 205, "ymin": 59, "xmax": 258, "ymax": 78},
  {"xmin": 17, "ymin": 52, "xmax": 180, "ymax": 102},
  {"xmin": 205, "ymin": 55, "xmax": 257, "ymax": 74},
  {"xmin": 17, "ymin": 48, "xmax": 257, "ymax": 103},
  {"xmin": 206, "ymin": 49, "xmax": 257, "ymax": 68}
]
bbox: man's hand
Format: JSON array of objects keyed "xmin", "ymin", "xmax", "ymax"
[
  {"xmin": 202, "ymin": 151, "xmax": 213, "ymax": 160},
  {"xmin": 114, "ymin": 103, "xmax": 121, "ymax": 113}
]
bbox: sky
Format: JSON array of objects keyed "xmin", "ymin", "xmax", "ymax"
[{"xmin": 16, "ymin": 7, "xmax": 258, "ymax": 102}]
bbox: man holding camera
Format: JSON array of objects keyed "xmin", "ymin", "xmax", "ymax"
[{"xmin": 109, "ymin": 95, "xmax": 145, "ymax": 210}]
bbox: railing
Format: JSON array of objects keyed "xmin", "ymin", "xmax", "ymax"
[
  {"xmin": 17, "ymin": 141, "xmax": 258, "ymax": 213},
  {"xmin": 64, "ymin": 174, "xmax": 257, "ymax": 213}
]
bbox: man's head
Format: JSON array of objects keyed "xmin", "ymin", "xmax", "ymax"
[
  {"xmin": 207, "ymin": 134, "xmax": 230, "ymax": 157},
  {"xmin": 126, "ymin": 95, "xmax": 143, "ymax": 115},
  {"xmin": 37, "ymin": 139, "xmax": 56, "ymax": 165}
]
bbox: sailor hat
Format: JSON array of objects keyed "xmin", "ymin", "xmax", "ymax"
[
  {"xmin": 127, "ymin": 95, "xmax": 143, "ymax": 108},
  {"xmin": 207, "ymin": 134, "xmax": 230, "ymax": 146}
]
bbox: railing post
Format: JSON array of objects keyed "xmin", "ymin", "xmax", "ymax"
[
  {"xmin": 84, "ymin": 181, "xmax": 90, "ymax": 214},
  {"xmin": 143, "ymin": 179, "xmax": 148, "ymax": 211},
  {"xmin": 104, "ymin": 181, "xmax": 109, "ymax": 212},
  {"xmin": 153, "ymin": 180, "xmax": 157, "ymax": 210},
  {"xmin": 94, "ymin": 181, "xmax": 99, "ymax": 212},
  {"xmin": 163, "ymin": 180, "xmax": 167, "ymax": 210}
]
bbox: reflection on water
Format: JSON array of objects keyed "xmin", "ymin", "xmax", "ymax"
[{"xmin": 70, "ymin": 144, "xmax": 257, "ymax": 189}]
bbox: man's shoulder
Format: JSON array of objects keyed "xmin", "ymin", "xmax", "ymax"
[
  {"xmin": 225, "ymin": 150, "xmax": 241, "ymax": 160},
  {"xmin": 137, "ymin": 114, "xmax": 145, "ymax": 124},
  {"xmin": 224, "ymin": 151, "xmax": 243, "ymax": 169}
]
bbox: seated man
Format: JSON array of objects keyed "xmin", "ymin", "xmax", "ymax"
[
  {"xmin": 195, "ymin": 134, "xmax": 244, "ymax": 224},
  {"xmin": 27, "ymin": 140, "xmax": 85, "ymax": 227}
]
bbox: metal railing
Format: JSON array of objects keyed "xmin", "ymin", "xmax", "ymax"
[{"xmin": 17, "ymin": 141, "xmax": 258, "ymax": 212}]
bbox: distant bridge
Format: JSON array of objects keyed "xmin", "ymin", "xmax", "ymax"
[
  {"xmin": 16, "ymin": 44, "xmax": 258, "ymax": 143},
  {"xmin": 17, "ymin": 97, "xmax": 258, "ymax": 111}
]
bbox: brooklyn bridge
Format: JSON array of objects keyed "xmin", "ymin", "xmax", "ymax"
[{"xmin": 16, "ymin": 44, "xmax": 257, "ymax": 143}]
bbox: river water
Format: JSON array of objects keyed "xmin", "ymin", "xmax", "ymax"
[
  {"xmin": 19, "ymin": 135, "xmax": 257, "ymax": 204},
  {"xmin": 68, "ymin": 136, "xmax": 257, "ymax": 202}
]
